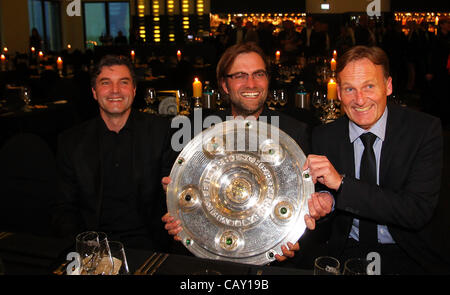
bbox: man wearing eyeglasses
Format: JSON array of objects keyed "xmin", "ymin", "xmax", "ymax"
[{"xmin": 162, "ymin": 42, "xmax": 333, "ymax": 265}]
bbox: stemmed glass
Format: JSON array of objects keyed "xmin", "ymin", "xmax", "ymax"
[
  {"xmin": 215, "ymin": 92, "xmax": 225, "ymax": 111},
  {"xmin": 314, "ymin": 256, "xmax": 341, "ymax": 275},
  {"xmin": 312, "ymin": 90, "xmax": 323, "ymax": 111},
  {"xmin": 179, "ymin": 90, "xmax": 191, "ymax": 115},
  {"xmin": 108, "ymin": 241, "xmax": 130, "ymax": 275},
  {"xmin": 278, "ymin": 90, "xmax": 288, "ymax": 107},
  {"xmin": 22, "ymin": 87, "xmax": 32, "ymax": 111},
  {"xmin": 75, "ymin": 231, "xmax": 113, "ymax": 275},
  {"xmin": 144, "ymin": 88, "xmax": 157, "ymax": 114},
  {"xmin": 343, "ymin": 258, "xmax": 369, "ymax": 275},
  {"xmin": 270, "ymin": 89, "xmax": 279, "ymax": 110}
]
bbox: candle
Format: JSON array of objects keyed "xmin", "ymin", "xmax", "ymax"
[
  {"xmin": 275, "ymin": 50, "xmax": 281, "ymax": 62},
  {"xmin": 327, "ymin": 78, "xmax": 337, "ymax": 100},
  {"xmin": 330, "ymin": 58, "xmax": 336, "ymax": 72},
  {"xmin": 57, "ymin": 57, "xmax": 63, "ymax": 70},
  {"xmin": 333, "ymin": 50, "xmax": 337, "ymax": 60},
  {"xmin": 1, "ymin": 54, "xmax": 5, "ymax": 71},
  {"xmin": 130, "ymin": 50, "xmax": 135, "ymax": 63},
  {"xmin": 193, "ymin": 77, "xmax": 202, "ymax": 98},
  {"xmin": 31, "ymin": 47, "xmax": 35, "ymax": 54},
  {"xmin": 177, "ymin": 50, "xmax": 181, "ymax": 62},
  {"xmin": 3, "ymin": 47, "xmax": 8, "ymax": 53},
  {"xmin": 67, "ymin": 44, "xmax": 72, "ymax": 49},
  {"xmin": 38, "ymin": 51, "xmax": 44, "ymax": 62}
]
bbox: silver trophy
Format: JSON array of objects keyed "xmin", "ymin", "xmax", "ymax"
[{"xmin": 167, "ymin": 119, "xmax": 314, "ymax": 265}]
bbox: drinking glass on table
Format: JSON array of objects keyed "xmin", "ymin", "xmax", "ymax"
[
  {"xmin": 278, "ymin": 89, "xmax": 288, "ymax": 107},
  {"xmin": 144, "ymin": 88, "xmax": 157, "ymax": 114},
  {"xmin": 314, "ymin": 256, "xmax": 340, "ymax": 275},
  {"xmin": 108, "ymin": 241, "xmax": 130, "ymax": 275},
  {"xmin": 75, "ymin": 231, "xmax": 113, "ymax": 275},
  {"xmin": 343, "ymin": 258, "xmax": 370, "ymax": 275}
]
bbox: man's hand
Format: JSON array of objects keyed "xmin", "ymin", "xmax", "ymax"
[
  {"xmin": 275, "ymin": 242, "xmax": 300, "ymax": 262},
  {"xmin": 162, "ymin": 176, "xmax": 171, "ymax": 192},
  {"xmin": 304, "ymin": 192, "xmax": 334, "ymax": 230},
  {"xmin": 161, "ymin": 212, "xmax": 182, "ymax": 241},
  {"xmin": 303, "ymin": 155, "xmax": 342, "ymax": 190}
]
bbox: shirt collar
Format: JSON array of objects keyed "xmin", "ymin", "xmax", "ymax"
[
  {"xmin": 99, "ymin": 109, "xmax": 135, "ymax": 135},
  {"xmin": 349, "ymin": 106, "xmax": 388, "ymax": 143}
]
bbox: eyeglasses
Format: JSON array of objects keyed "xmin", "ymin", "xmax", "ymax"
[{"xmin": 226, "ymin": 70, "xmax": 268, "ymax": 82}]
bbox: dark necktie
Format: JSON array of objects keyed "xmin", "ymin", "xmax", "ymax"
[{"xmin": 358, "ymin": 132, "xmax": 378, "ymax": 245}]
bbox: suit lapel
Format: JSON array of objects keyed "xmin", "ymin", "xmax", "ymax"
[
  {"xmin": 379, "ymin": 106, "xmax": 398, "ymax": 186},
  {"xmin": 81, "ymin": 119, "xmax": 102, "ymax": 197},
  {"xmin": 339, "ymin": 117, "xmax": 355, "ymax": 178}
]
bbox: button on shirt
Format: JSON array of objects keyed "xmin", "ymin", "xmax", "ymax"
[
  {"xmin": 348, "ymin": 107, "xmax": 395, "ymax": 244},
  {"xmin": 98, "ymin": 114, "xmax": 146, "ymax": 237}
]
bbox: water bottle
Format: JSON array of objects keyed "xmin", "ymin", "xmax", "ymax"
[
  {"xmin": 295, "ymin": 81, "xmax": 310, "ymax": 110},
  {"xmin": 202, "ymin": 81, "xmax": 215, "ymax": 109}
]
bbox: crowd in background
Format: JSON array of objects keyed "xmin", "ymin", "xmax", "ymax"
[{"xmin": 211, "ymin": 14, "xmax": 450, "ymax": 127}]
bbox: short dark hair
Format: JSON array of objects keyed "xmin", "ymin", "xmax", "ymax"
[
  {"xmin": 91, "ymin": 54, "xmax": 136, "ymax": 88},
  {"xmin": 336, "ymin": 46, "xmax": 390, "ymax": 82},
  {"xmin": 216, "ymin": 42, "xmax": 269, "ymax": 95}
]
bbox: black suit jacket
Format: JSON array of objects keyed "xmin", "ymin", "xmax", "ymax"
[
  {"xmin": 312, "ymin": 104, "xmax": 449, "ymax": 273},
  {"xmin": 53, "ymin": 110, "xmax": 175, "ymax": 250}
]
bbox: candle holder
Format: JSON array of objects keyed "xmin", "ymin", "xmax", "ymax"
[
  {"xmin": 58, "ymin": 69, "xmax": 64, "ymax": 78},
  {"xmin": 321, "ymin": 98, "xmax": 340, "ymax": 123},
  {"xmin": 192, "ymin": 96, "xmax": 202, "ymax": 109}
]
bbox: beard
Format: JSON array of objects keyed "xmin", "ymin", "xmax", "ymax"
[{"xmin": 229, "ymin": 91, "xmax": 267, "ymax": 117}]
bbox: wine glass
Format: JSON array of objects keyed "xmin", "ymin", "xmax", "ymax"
[
  {"xmin": 178, "ymin": 90, "xmax": 191, "ymax": 115},
  {"xmin": 314, "ymin": 256, "xmax": 341, "ymax": 275},
  {"xmin": 108, "ymin": 241, "xmax": 130, "ymax": 275},
  {"xmin": 270, "ymin": 89, "xmax": 279, "ymax": 110},
  {"xmin": 92, "ymin": 232, "xmax": 114, "ymax": 275},
  {"xmin": 215, "ymin": 92, "xmax": 224, "ymax": 111},
  {"xmin": 278, "ymin": 90, "xmax": 288, "ymax": 107},
  {"xmin": 144, "ymin": 88, "xmax": 157, "ymax": 114},
  {"xmin": 76, "ymin": 231, "xmax": 100, "ymax": 275},
  {"xmin": 343, "ymin": 258, "xmax": 369, "ymax": 275},
  {"xmin": 75, "ymin": 231, "xmax": 113, "ymax": 275}
]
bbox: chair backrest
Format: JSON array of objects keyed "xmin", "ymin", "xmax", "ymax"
[{"xmin": 0, "ymin": 133, "xmax": 59, "ymax": 237}]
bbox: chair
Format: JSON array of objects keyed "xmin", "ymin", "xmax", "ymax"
[{"xmin": 0, "ymin": 133, "xmax": 60, "ymax": 237}]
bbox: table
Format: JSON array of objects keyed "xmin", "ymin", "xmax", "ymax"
[{"xmin": 0, "ymin": 232, "xmax": 312, "ymax": 276}]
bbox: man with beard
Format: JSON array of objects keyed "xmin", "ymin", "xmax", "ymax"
[
  {"xmin": 53, "ymin": 55, "xmax": 173, "ymax": 251},
  {"xmin": 162, "ymin": 42, "xmax": 333, "ymax": 262}
]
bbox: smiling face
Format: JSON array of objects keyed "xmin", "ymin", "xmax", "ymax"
[
  {"xmin": 221, "ymin": 52, "xmax": 269, "ymax": 117},
  {"xmin": 337, "ymin": 58, "xmax": 392, "ymax": 130},
  {"xmin": 92, "ymin": 65, "xmax": 136, "ymax": 120}
]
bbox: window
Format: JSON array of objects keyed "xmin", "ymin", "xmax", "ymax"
[
  {"xmin": 28, "ymin": 0, "xmax": 62, "ymax": 51},
  {"xmin": 83, "ymin": 2, "xmax": 130, "ymax": 48}
]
